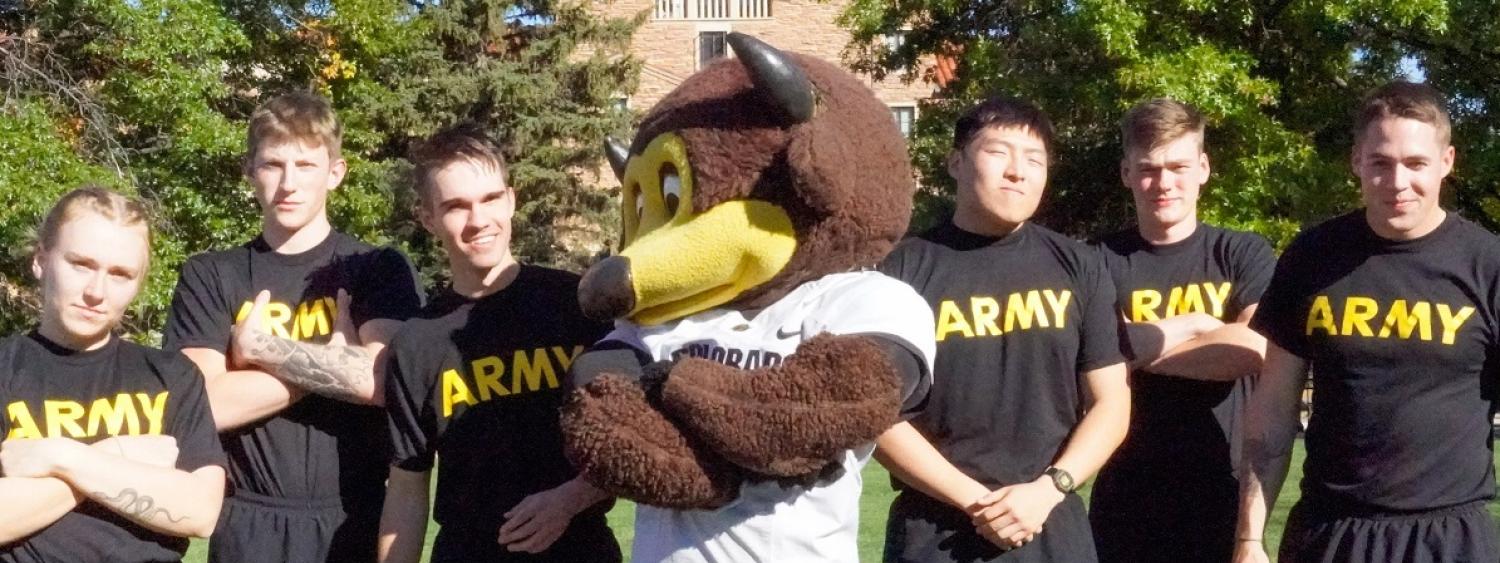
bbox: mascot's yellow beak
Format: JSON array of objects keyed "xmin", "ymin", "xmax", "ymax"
[{"xmin": 579, "ymin": 133, "xmax": 797, "ymax": 326}]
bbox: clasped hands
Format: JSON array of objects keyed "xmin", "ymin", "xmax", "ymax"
[{"xmin": 965, "ymin": 475, "xmax": 1065, "ymax": 551}]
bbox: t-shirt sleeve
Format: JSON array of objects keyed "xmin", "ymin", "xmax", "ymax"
[
  {"xmin": 876, "ymin": 240, "xmax": 926, "ymax": 290},
  {"xmin": 162, "ymin": 257, "xmax": 232, "ymax": 353},
  {"xmin": 353, "ymin": 247, "xmax": 425, "ymax": 328},
  {"xmin": 1249, "ymin": 239, "xmax": 1312, "ymax": 358},
  {"xmin": 384, "ymin": 331, "xmax": 440, "ymax": 472},
  {"xmin": 165, "ymin": 357, "xmax": 226, "ymax": 471},
  {"xmin": 807, "ymin": 273, "xmax": 937, "ymax": 376},
  {"xmin": 1229, "ymin": 233, "xmax": 1278, "ymax": 315},
  {"xmin": 1077, "ymin": 252, "xmax": 1126, "ymax": 371}
]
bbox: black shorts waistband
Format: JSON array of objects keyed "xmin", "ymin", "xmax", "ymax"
[
  {"xmin": 1300, "ymin": 497, "xmax": 1491, "ymax": 521},
  {"xmin": 227, "ymin": 489, "xmax": 344, "ymax": 512}
]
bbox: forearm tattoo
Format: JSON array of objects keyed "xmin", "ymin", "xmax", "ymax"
[
  {"xmin": 95, "ymin": 488, "xmax": 188, "ymax": 525},
  {"xmin": 245, "ymin": 331, "xmax": 374, "ymax": 402}
]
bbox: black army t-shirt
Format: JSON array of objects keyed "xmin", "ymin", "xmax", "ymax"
[
  {"xmin": 880, "ymin": 220, "xmax": 1123, "ymax": 489},
  {"xmin": 1252, "ymin": 211, "xmax": 1500, "ymax": 512},
  {"xmin": 162, "ymin": 231, "xmax": 422, "ymax": 505},
  {"xmin": 0, "ymin": 332, "xmax": 224, "ymax": 563},
  {"xmin": 385, "ymin": 266, "xmax": 614, "ymax": 550},
  {"xmin": 1094, "ymin": 224, "xmax": 1274, "ymax": 478}
]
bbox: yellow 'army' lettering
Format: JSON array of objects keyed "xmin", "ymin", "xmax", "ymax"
[
  {"xmin": 1304, "ymin": 295, "xmax": 1475, "ymax": 345},
  {"xmin": 234, "ymin": 297, "xmax": 338, "ymax": 341},
  {"xmin": 1130, "ymin": 282, "xmax": 1233, "ymax": 321},
  {"xmin": 935, "ymin": 290, "xmax": 1072, "ymax": 342},
  {"xmin": 442, "ymin": 346, "xmax": 585, "ymax": 417},
  {"xmin": 6, "ymin": 392, "xmax": 170, "ymax": 439}
]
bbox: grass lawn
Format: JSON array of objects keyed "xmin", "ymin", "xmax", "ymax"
[{"xmin": 183, "ymin": 440, "xmax": 1500, "ymax": 561}]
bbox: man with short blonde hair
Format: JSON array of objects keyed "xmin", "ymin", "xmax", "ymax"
[
  {"xmin": 1089, "ymin": 98, "xmax": 1275, "ymax": 563},
  {"xmin": 1237, "ymin": 82, "xmax": 1500, "ymax": 563},
  {"xmin": 246, "ymin": 91, "xmax": 344, "ymax": 159},
  {"xmin": 1120, "ymin": 97, "xmax": 1207, "ymax": 154},
  {"xmin": 164, "ymin": 92, "xmax": 423, "ymax": 563}
]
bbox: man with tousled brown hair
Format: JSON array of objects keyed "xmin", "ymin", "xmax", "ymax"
[
  {"xmin": 375, "ymin": 123, "xmax": 618, "ymax": 563},
  {"xmin": 163, "ymin": 92, "xmax": 423, "ymax": 562},
  {"xmin": 1088, "ymin": 97, "xmax": 1274, "ymax": 563},
  {"xmin": 1237, "ymin": 81, "xmax": 1500, "ymax": 563}
]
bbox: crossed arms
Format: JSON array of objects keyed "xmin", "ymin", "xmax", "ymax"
[
  {"xmin": 1124, "ymin": 305, "xmax": 1266, "ymax": 381},
  {"xmin": 0, "ymin": 435, "xmax": 224, "ymax": 543},
  {"xmin": 182, "ymin": 290, "xmax": 402, "ymax": 430}
]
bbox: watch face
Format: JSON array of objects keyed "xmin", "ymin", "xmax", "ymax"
[
  {"xmin": 1048, "ymin": 467, "xmax": 1074, "ymax": 492},
  {"xmin": 1056, "ymin": 472, "xmax": 1074, "ymax": 491}
]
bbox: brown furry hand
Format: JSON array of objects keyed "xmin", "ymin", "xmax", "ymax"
[
  {"xmin": 660, "ymin": 333, "xmax": 903, "ymax": 479},
  {"xmin": 560, "ymin": 373, "xmax": 744, "ymax": 510}
]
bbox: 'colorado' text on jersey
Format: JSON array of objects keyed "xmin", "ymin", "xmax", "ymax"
[{"xmin": 603, "ymin": 271, "xmax": 935, "ymax": 563}]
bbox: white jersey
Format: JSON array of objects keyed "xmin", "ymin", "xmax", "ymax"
[{"xmin": 603, "ymin": 271, "xmax": 936, "ymax": 563}]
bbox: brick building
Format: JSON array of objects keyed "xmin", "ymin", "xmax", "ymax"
[{"xmin": 586, "ymin": 0, "xmax": 944, "ymax": 142}]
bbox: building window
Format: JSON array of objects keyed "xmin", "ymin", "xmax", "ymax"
[
  {"xmin": 655, "ymin": 0, "xmax": 772, "ymax": 20},
  {"xmin": 611, "ymin": 97, "xmax": 629, "ymax": 112},
  {"xmin": 882, "ymin": 31, "xmax": 906, "ymax": 53},
  {"xmin": 698, "ymin": 31, "xmax": 729, "ymax": 69},
  {"xmin": 890, "ymin": 106, "xmax": 915, "ymax": 138}
]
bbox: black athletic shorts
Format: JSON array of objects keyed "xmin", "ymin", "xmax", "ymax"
[
  {"xmin": 1279, "ymin": 499, "xmax": 1500, "ymax": 563},
  {"xmin": 1089, "ymin": 466, "xmax": 1237, "ymax": 563},
  {"xmin": 884, "ymin": 489, "xmax": 1097, "ymax": 563},
  {"xmin": 429, "ymin": 514, "xmax": 621, "ymax": 563},
  {"xmin": 208, "ymin": 490, "xmax": 379, "ymax": 563}
]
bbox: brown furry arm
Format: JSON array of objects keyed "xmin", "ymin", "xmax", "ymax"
[
  {"xmin": 659, "ymin": 333, "xmax": 903, "ymax": 479},
  {"xmin": 560, "ymin": 368, "xmax": 744, "ymax": 510}
]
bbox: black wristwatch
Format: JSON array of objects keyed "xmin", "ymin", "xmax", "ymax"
[{"xmin": 1042, "ymin": 466, "xmax": 1076, "ymax": 494}]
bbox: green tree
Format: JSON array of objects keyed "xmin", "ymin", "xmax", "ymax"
[
  {"xmin": 0, "ymin": 0, "xmax": 639, "ymax": 340},
  {"xmin": 841, "ymin": 0, "xmax": 1460, "ymax": 245},
  {"xmin": 1, "ymin": 0, "xmax": 248, "ymax": 339},
  {"xmin": 1394, "ymin": 0, "xmax": 1500, "ymax": 233}
]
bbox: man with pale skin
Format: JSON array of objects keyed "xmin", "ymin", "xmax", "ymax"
[
  {"xmin": 164, "ymin": 92, "xmax": 423, "ymax": 562},
  {"xmin": 1, "ymin": 187, "xmax": 225, "ymax": 563},
  {"xmin": 378, "ymin": 125, "xmax": 617, "ymax": 563},
  {"xmin": 878, "ymin": 97, "xmax": 1130, "ymax": 562},
  {"xmin": 1088, "ymin": 98, "xmax": 1274, "ymax": 563},
  {"xmin": 1237, "ymin": 81, "xmax": 1500, "ymax": 563}
]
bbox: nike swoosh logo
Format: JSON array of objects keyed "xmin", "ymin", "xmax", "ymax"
[{"xmin": 776, "ymin": 327, "xmax": 802, "ymax": 339}]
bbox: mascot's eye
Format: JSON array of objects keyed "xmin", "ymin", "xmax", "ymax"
[{"xmin": 661, "ymin": 164, "xmax": 682, "ymax": 217}]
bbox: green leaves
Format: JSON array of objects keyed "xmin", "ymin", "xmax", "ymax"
[
  {"xmin": 0, "ymin": 0, "xmax": 638, "ymax": 342},
  {"xmin": 841, "ymin": 0, "xmax": 1484, "ymax": 247}
]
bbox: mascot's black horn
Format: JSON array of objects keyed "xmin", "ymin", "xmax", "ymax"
[
  {"xmin": 727, "ymin": 32, "xmax": 815, "ymax": 124},
  {"xmin": 604, "ymin": 137, "xmax": 630, "ymax": 181}
]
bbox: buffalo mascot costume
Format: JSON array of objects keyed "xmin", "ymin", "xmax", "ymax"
[{"xmin": 562, "ymin": 33, "xmax": 936, "ymax": 562}]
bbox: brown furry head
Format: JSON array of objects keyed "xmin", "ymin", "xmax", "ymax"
[{"xmin": 581, "ymin": 34, "xmax": 914, "ymax": 325}]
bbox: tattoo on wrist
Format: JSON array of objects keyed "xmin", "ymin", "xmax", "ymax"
[{"xmin": 95, "ymin": 488, "xmax": 187, "ymax": 524}]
